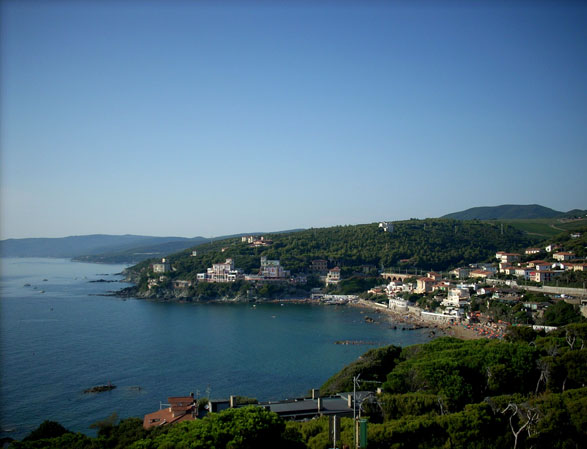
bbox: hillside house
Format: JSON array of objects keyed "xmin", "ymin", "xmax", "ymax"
[
  {"xmin": 514, "ymin": 267, "xmax": 532, "ymax": 280},
  {"xmin": 496, "ymin": 252, "xmax": 521, "ymax": 264},
  {"xmin": 553, "ymin": 252, "xmax": 575, "ymax": 261},
  {"xmin": 311, "ymin": 259, "xmax": 328, "ymax": 272},
  {"xmin": 534, "ymin": 262, "xmax": 552, "ymax": 271},
  {"xmin": 326, "ymin": 267, "xmax": 341, "ymax": 286},
  {"xmin": 416, "ymin": 277, "xmax": 435, "ymax": 294},
  {"xmin": 143, "ymin": 396, "xmax": 197, "ymax": 429},
  {"xmin": 531, "ymin": 270, "xmax": 563, "ymax": 283},
  {"xmin": 450, "ymin": 267, "xmax": 470, "ymax": 279},
  {"xmin": 199, "ymin": 259, "xmax": 244, "ymax": 283},
  {"xmin": 153, "ymin": 258, "xmax": 171, "ymax": 273},
  {"xmin": 470, "ymin": 270, "xmax": 493, "ymax": 280},
  {"xmin": 260, "ymin": 256, "xmax": 290, "ymax": 279},
  {"xmin": 443, "ymin": 288, "xmax": 470, "ymax": 308}
]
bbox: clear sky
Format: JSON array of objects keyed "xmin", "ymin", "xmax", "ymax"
[{"xmin": 1, "ymin": 0, "xmax": 586, "ymax": 239}]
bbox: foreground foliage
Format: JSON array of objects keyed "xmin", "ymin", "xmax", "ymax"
[{"xmin": 12, "ymin": 325, "xmax": 587, "ymax": 449}]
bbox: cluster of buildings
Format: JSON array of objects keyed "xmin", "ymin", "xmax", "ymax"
[
  {"xmin": 375, "ymin": 242, "xmax": 586, "ymax": 324},
  {"xmin": 148, "ymin": 253, "xmax": 346, "ymax": 290},
  {"xmin": 241, "ymin": 235, "xmax": 272, "ymax": 247},
  {"xmin": 143, "ymin": 390, "xmax": 373, "ymax": 430},
  {"xmin": 496, "ymin": 248, "xmax": 586, "ymax": 284},
  {"xmin": 193, "ymin": 257, "xmax": 294, "ymax": 283},
  {"xmin": 197, "ymin": 258, "xmax": 244, "ymax": 283}
]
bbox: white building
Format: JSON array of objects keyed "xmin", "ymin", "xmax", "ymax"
[
  {"xmin": 260, "ymin": 256, "xmax": 290, "ymax": 279},
  {"xmin": 153, "ymin": 258, "xmax": 171, "ymax": 273},
  {"xmin": 389, "ymin": 297, "xmax": 409, "ymax": 311},
  {"xmin": 515, "ymin": 267, "xmax": 532, "ymax": 280},
  {"xmin": 442, "ymin": 288, "xmax": 470, "ymax": 308},
  {"xmin": 450, "ymin": 267, "xmax": 470, "ymax": 279},
  {"xmin": 553, "ymin": 252, "xmax": 575, "ymax": 262},
  {"xmin": 200, "ymin": 258, "xmax": 244, "ymax": 283},
  {"xmin": 326, "ymin": 267, "xmax": 341, "ymax": 285}
]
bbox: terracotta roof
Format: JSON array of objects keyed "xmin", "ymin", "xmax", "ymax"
[
  {"xmin": 143, "ymin": 407, "xmax": 195, "ymax": 429},
  {"xmin": 168, "ymin": 396, "xmax": 195, "ymax": 403}
]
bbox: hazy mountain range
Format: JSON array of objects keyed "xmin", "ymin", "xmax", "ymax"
[{"xmin": 0, "ymin": 231, "xmax": 302, "ymax": 264}]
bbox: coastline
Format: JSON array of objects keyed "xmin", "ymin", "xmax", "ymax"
[
  {"xmin": 115, "ymin": 284, "xmax": 483, "ymax": 340},
  {"xmin": 349, "ymin": 299, "xmax": 483, "ymax": 340}
]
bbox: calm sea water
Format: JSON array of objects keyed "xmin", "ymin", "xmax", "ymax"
[{"xmin": 0, "ymin": 258, "xmax": 433, "ymax": 440}]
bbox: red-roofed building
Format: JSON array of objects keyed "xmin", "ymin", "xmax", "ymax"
[
  {"xmin": 553, "ymin": 252, "xmax": 575, "ymax": 262},
  {"xmin": 531, "ymin": 270, "xmax": 563, "ymax": 284},
  {"xmin": 143, "ymin": 396, "xmax": 197, "ymax": 429},
  {"xmin": 470, "ymin": 270, "xmax": 493, "ymax": 279},
  {"xmin": 416, "ymin": 277, "xmax": 435, "ymax": 293},
  {"xmin": 326, "ymin": 267, "xmax": 341, "ymax": 286},
  {"xmin": 496, "ymin": 252, "xmax": 521, "ymax": 264}
]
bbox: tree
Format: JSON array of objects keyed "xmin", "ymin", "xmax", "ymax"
[
  {"xmin": 22, "ymin": 421, "xmax": 70, "ymax": 441},
  {"xmin": 542, "ymin": 301, "xmax": 584, "ymax": 327}
]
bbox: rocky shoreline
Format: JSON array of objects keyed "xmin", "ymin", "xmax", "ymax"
[{"xmin": 112, "ymin": 285, "xmax": 481, "ymax": 340}]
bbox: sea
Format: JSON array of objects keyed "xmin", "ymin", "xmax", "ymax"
[{"xmin": 0, "ymin": 257, "xmax": 434, "ymax": 440}]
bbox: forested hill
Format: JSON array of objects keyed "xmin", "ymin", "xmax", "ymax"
[
  {"xmin": 441, "ymin": 204, "xmax": 566, "ymax": 220},
  {"xmin": 442, "ymin": 204, "xmax": 586, "ymax": 220},
  {"xmin": 129, "ymin": 219, "xmax": 538, "ymax": 279}
]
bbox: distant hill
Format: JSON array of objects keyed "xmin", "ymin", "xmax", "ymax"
[
  {"xmin": 72, "ymin": 237, "xmax": 212, "ymax": 264},
  {"xmin": 0, "ymin": 230, "xmax": 306, "ymax": 264},
  {"xmin": 0, "ymin": 234, "xmax": 197, "ymax": 260},
  {"xmin": 441, "ymin": 204, "xmax": 571, "ymax": 220}
]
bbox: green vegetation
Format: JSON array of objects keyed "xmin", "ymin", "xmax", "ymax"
[
  {"xmin": 488, "ymin": 219, "xmax": 587, "ymax": 239},
  {"xmin": 320, "ymin": 345, "xmax": 403, "ymax": 395},
  {"xmin": 10, "ymin": 325, "xmax": 587, "ymax": 448},
  {"xmin": 544, "ymin": 226, "xmax": 587, "ymax": 258}
]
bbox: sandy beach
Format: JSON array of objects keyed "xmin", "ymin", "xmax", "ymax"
[{"xmin": 350, "ymin": 299, "xmax": 483, "ymax": 340}]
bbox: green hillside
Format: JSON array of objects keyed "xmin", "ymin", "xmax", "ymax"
[
  {"xmin": 488, "ymin": 218, "xmax": 587, "ymax": 239},
  {"xmin": 128, "ymin": 219, "xmax": 538, "ymax": 284},
  {"xmin": 442, "ymin": 204, "xmax": 564, "ymax": 220}
]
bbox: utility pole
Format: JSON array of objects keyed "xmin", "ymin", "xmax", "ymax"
[{"xmin": 354, "ymin": 374, "xmax": 361, "ymax": 448}]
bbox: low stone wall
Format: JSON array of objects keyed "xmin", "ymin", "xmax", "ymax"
[{"xmin": 523, "ymin": 285, "xmax": 587, "ymax": 297}]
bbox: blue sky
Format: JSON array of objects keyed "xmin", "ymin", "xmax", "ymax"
[{"xmin": 1, "ymin": 0, "xmax": 586, "ymax": 239}]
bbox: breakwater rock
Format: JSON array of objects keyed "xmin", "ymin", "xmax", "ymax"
[{"xmin": 84, "ymin": 384, "xmax": 116, "ymax": 394}]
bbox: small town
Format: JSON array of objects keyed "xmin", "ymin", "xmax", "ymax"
[
  {"xmin": 145, "ymin": 229, "xmax": 587, "ymax": 343},
  {"xmin": 3, "ymin": 1, "xmax": 586, "ymax": 446}
]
